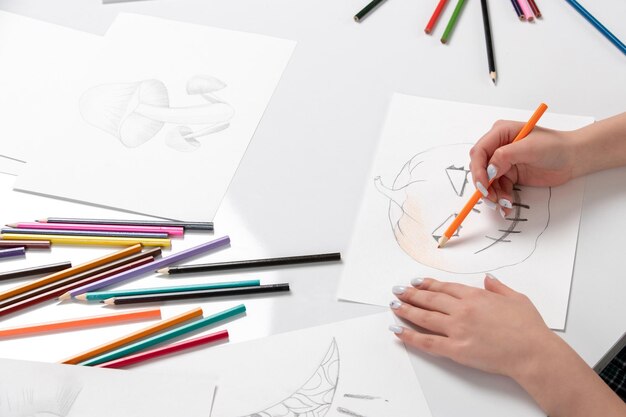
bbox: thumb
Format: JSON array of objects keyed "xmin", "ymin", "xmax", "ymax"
[
  {"xmin": 488, "ymin": 139, "xmax": 537, "ymax": 182},
  {"xmin": 484, "ymin": 273, "xmax": 517, "ymax": 297}
]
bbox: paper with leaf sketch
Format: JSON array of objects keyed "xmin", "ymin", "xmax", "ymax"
[
  {"xmin": 180, "ymin": 312, "xmax": 431, "ymax": 417},
  {"xmin": 0, "ymin": 358, "xmax": 216, "ymax": 417},
  {"xmin": 15, "ymin": 13, "xmax": 296, "ymax": 221},
  {"xmin": 338, "ymin": 94, "xmax": 592, "ymax": 330},
  {"xmin": 0, "ymin": 11, "xmax": 103, "ymax": 162}
]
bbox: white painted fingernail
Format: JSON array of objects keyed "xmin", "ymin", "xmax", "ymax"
[
  {"xmin": 499, "ymin": 207, "xmax": 506, "ymax": 219},
  {"xmin": 390, "ymin": 300, "xmax": 402, "ymax": 309},
  {"xmin": 392, "ymin": 285, "xmax": 407, "ymax": 295},
  {"xmin": 411, "ymin": 277, "xmax": 424, "ymax": 287},
  {"xmin": 499, "ymin": 198, "xmax": 512, "ymax": 209},
  {"xmin": 482, "ymin": 198, "xmax": 497, "ymax": 210},
  {"xmin": 476, "ymin": 181, "xmax": 488, "ymax": 197},
  {"xmin": 389, "ymin": 325, "xmax": 404, "ymax": 334},
  {"xmin": 487, "ymin": 164, "xmax": 498, "ymax": 180}
]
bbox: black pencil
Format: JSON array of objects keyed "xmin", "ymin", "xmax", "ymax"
[
  {"xmin": 40, "ymin": 217, "xmax": 213, "ymax": 231},
  {"xmin": 510, "ymin": 0, "xmax": 523, "ymax": 20},
  {"xmin": 103, "ymin": 283, "xmax": 291, "ymax": 305},
  {"xmin": 0, "ymin": 261, "xmax": 72, "ymax": 282},
  {"xmin": 480, "ymin": 0, "xmax": 497, "ymax": 84},
  {"xmin": 158, "ymin": 252, "xmax": 341, "ymax": 275},
  {"xmin": 354, "ymin": 0, "xmax": 387, "ymax": 23},
  {"xmin": 1, "ymin": 228, "xmax": 168, "ymax": 239}
]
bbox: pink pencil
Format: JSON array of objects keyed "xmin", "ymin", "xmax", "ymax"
[
  {"xmin": 516, "ymin": 0, "xmax": 534, "ymax": 21},
  {"xmin": 95, "ymin": 330, "xmax": 229, "ymax": 368},
  {"xmin": 7, "ymin": 222, "xmax": 184, "ymax": 237}
]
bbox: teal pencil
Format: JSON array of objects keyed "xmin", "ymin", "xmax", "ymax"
[
  {"xmin": 79, "ymin": 304, "xmax": 246, "ymax": 366},
  {"xmin": 440, "ymin": 0, "xmax": 466, "ymax": 44},
  {"xmin": 76, "ymin": 280, "xmax": 261, "ymax": 302}
]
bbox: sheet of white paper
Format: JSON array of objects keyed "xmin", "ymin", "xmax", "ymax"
[
  {"xmin": 0, "ymin": 358, "xmax": 216, "ymax": 417},
  {"xmin": 16, "ymin": 13, "xmax": 296, "ymax": 221},
  {"xmin": 0, "ymin": 11, "xmax": 103, "ymax": 162},
  {"xmin": 0, "ymin": 156, "xmax": 25, "ymax": 176},
  {"xmin": 169, "ymin": 311, "xmax": 431, "ymax": 417},
  {"xmin": 338, "ymin": 94, "xmax": 593, "ymax": 330}
]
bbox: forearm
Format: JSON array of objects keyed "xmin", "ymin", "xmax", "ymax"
[
  {"xmin": 512, "ymin": 333, "xmax": 626, "ymax": 417},
  {"xmin": 571, "ymin": 112, "xmax": 626, "ymax": 177}
]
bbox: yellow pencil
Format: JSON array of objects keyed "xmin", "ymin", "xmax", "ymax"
[{"xmin": 0, "ymin": 233, "xmax": 170, "ymax": 248}]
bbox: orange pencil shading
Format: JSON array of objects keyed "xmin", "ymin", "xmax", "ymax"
[{"xmin": 438, "ymin": 103, "xmax": 548, "ymax": 248}]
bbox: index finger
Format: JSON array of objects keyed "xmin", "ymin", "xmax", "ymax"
[{"xmin": 414, "ymin": 278, "xmax": 476, "ymax": 299}]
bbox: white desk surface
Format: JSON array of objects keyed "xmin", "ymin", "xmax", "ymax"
[{"xmin": 0, "ymin": 1, "xmax": 625, "ymax": 416}]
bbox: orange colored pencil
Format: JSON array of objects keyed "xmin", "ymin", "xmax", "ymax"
[
  {"xmin": 0, "ymin": 308, "xmax": 161, "ymax": 338},
  {"xmin": 0, "ymin": 244, "xmax": 142, "ymax": 302},
  {"xmin": 60, "ymin": 307, "xmax": 203, "ymax": 365},
  {"xmin": 438, "ymin": 103, "xmax": 548, "ymax": 248}
]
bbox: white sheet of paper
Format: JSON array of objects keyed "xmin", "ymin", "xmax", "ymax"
[
  {"xmin": 16, "ymin": 13, "xmax": 296, "ymax": 221},
  {"xmin": 0, "ymin": 358, "xmax": 216, "ymax": 417},
  {"xmin": 175, "ymin": 311, "xmax": 431, "ymax": 417},
  {"xmin": 337, "ymin": 94, "xmax": 593, "ymax": 330},
  {"xmin": 0, "ymin": 156, "xmax": 25, "ymax": 177},
  {"xmin": 0, "ymin": 11, "xmax": 103, "ymax": 162}
]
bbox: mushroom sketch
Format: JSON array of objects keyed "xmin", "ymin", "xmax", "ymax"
[{"xmin": 79, "ymin": 76, "xmax": 234, "ymax": 150}]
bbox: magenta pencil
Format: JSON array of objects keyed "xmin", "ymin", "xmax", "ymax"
[
  {"xmin": 8, "ymin": 222, "xmax": 183, "ymax": 237},
  {"xmin": 516, "ymin": 0, "xmax": 534, "ymax": 21},
  {"xmin": 96, "ymin": 330, "xmax": 229, "ymax": 368}
]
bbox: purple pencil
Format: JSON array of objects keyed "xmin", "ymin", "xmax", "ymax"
[
  {"xmin": 60, "ymin": 236, "xmax": 230, "ymax": 299},
  {"xmin": 0, "ymin": 247, "xmax": 25, "ymax": 260}
]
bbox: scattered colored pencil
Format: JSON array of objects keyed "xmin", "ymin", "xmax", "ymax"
[
  {"xmin": 41, "ymin": 217, "xmax": 213, "ymax": 231},
  {"xmin": 76, "ymin": 279, "xmax": 261, "ymax": 302},
  {"xmin": 63, "ymin": 236, "xmax": 231, "ymax": 299},
  {"xmin": 2, "ymin": 227, "xmax": 169, "ymax": 239},
  {"xmin": 0, "ymin": 261, "xmax": 72, "ymax": 282},
  {"xmin": 159, "ymin": 252, "xmax": 342, "ymax": 275},
  {"xmin": 564, "ymin": 0, "xmax": 626, "ymax": 55},
  {"xmin": 10, "ymin": 222, "xmax": 183, "ymax": 237},
  {"xmin": 60, "ymin": 307, "xmax": 203, "ymax": 364},
  {"xmin": 438, "ymin": 103, "xmax": 548, "ymax": 248},
  {"xmin": 79, "ymin": 304, "xmax": 246, "ymax": 366},
  {"xmin": 353, "ymin": 0, "xmax": 387, "ymax": 23},
  {"xmin": 0, "ymin": 247, "xmax": 25, "ymax": 259},
  {"xmin": 0, "ymin": 233, "xmax": 170, "ymax": 248},
  {"xmin": 103, "ymin": 283, "xmax": 290, "ymax": 306},
  {"xmin": 0, "ymin": 244, "xmax": 142, "ymax": 302},
  {"xmin": 96, "ymin": 330, "xmax": 229, "ymax": 369},
  {"xmin": 0, "ymin": 257, "xmax": 155, "ymax": 318},
  {"xmin": 0, "ymin": 240, "xmax": 51, "ymax": 250},
  {"xmin": 440, "ymin": 0, "xmax": 466, "ymax": 44},
  {"xmin": 424, "ymin": 0, "xmax": 449, "ymax": 34},
  {"xmin": 480, "ymin": 0, "xmax": 497, "ymax": 84},
  {"xmin": 510, "ymin": 0, "xmax": 523, "ymax": 20},
  {"xmin": 517, "ymin": 0, "xmax": 534, "ymax": 21},
  {"xmin": 527, "ymin": 0, "xmax": 541, "ymax": 18},
  {"xmin": 0, "ymin": 308, "xmax": 161, "ymax": 338}
]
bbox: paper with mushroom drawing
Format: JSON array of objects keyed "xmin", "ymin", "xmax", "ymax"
[
  {"xmin": 15, "ymin": 13, "xmax": 296, "ymax": 221},
  {"xmin": 0, "ymin": 358, "xmax": 216, "ymax": 417},
  {"xmin": 337, "ymin": 95, "xmax": 593, "ymax": 330},
  {"xmin": 193, "ymin": 312, "xmax": 431, "ymax": 417}
]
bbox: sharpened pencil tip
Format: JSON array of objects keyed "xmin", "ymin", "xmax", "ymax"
[
  {"xmin": 157, "ymin": 267, "xmax": 169, "ymax": 274},
  {"xmin": 437, "ymin": 236, "xmax": 449, "ymax": 248},
  {"xmin": 75, "ymin": 294, "xmax": 87, "ymax": 301},
  {"xmin": 103, "ymin": 298, "xmax": 114, "ymax": 305},
  {"xmin": 57, "ymin": 292, "xmax": 71, "ymax": 301},
  {"xmin": 6, "ymin": 223, "xmax": 17, "ymax": 227},
  {"xmin": 37, "ymin": 218, "xmax": 48, "ymax": 223}
]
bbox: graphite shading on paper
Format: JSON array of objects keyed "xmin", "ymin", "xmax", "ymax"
[
  {"xmin": 15, "ymin": 13, "xmax": 296, "ymax": 221},
  {"xmin": 337, "ymin": 94, "xmax": 593, "ymax": 330},
  {"xmin": 0, "ymin": 358, "xmax": 216, "ymax": 417}
]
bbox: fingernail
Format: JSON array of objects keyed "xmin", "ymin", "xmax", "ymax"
[
  {"xmin": 499, "ymin": 207, "xmax": 506, "ymax": 219},
  {"xmin": 476, "ymin": 181, "xmax": 488, "ymax": 197},
  {"xmin": 389, "ymin": 325, "xmax": 404, "ymax": 334},
  {"xmin": 486, "ymin": 273, "xmax": 497, "ymax": 280},
  {"xmin": 487, "ymin": 164, "xmax": 498, "ymax": 181},
  {"xmin": 392, "ymin": 285, "xmax": 407, "ymax": 295},
  {"xmin": 411, "ymin": 277, "xmax": 424, "ymax": 287},
  {"xmin": 389, "ymin": 300, "xmax": 402, "ymax": 309},
  {"xmin": 482, "ymin": 198, "xmax": 497, "ymax": 210},
  {"xmin": 498, "ymin": 198, "xmax": 512, "ymax": 209}
]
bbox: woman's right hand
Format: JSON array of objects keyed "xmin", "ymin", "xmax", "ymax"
[{"xmin": 469, "ymin": 120, "xmax": 578, "ymax": 216}]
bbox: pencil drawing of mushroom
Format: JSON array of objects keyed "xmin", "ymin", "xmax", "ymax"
[{"xmin": 79, "ymin": 76, "xmax": 234, "ymax": 151}]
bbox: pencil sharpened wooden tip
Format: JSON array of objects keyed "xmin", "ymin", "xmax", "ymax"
[
  {"xmin": 57, "ymin": 293, "xmax": 71, "ymax": 302},
  {"xmin": 6, "ymin": 223, "xmax": 17, "ymax": 227},
  {"xmin": 103, "ymin": 298, "xmax": 115, "ymax": 305},
  {"xmin": 157, "ymin": 267, "xmax": 169, "ymax": 274},
  {"xmin": 437, "ymin": 236, "xmax": 449, "ymax": 248},
  {"xmin": 75, "ymin": 294, "xmax": 87, "ymax": 301},
  {"xmin": 490, "ymin": 72, "xmax": 497, "ymax": 85},
  {"xmin": 37, "ymin": 218, "xmax": 48, "ymax": 223}
]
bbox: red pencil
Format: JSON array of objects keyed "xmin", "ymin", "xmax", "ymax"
[
  {"xmin": 527, "ymin": 0, "xmax": 541, "ymax": 18},
  {"xmin": 424, "ymin": 0, "xmax": 449, "ymax": 34},
  {"xmin": 95, "ymin": 330, "xmax": 229, "ymax": 368}
]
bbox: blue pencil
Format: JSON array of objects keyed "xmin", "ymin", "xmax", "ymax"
[{"xmin": 564, "ymin": 0, "xmax": 626, "ymax": 55}]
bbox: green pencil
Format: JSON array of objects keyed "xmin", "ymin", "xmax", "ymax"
[
  {"xmin": 79, "ymin": 304, "xmax": 246, "ymax": 366},
  {"xmin": 76, "ymin": 280, "xmax": 261, "ymax": 302},
  {"xmin": 440, "ymin": 0, "xmax": 466, "ymax": 44}
]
